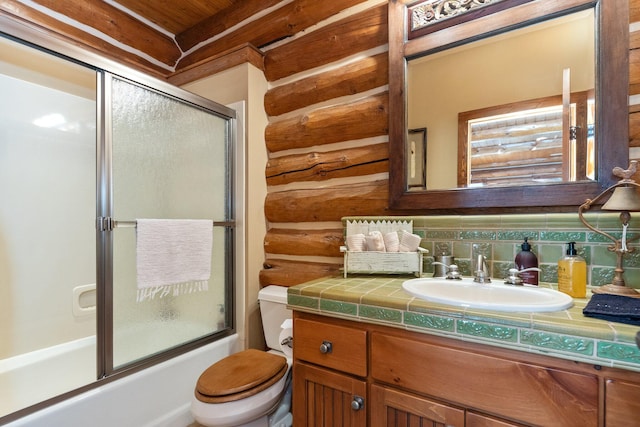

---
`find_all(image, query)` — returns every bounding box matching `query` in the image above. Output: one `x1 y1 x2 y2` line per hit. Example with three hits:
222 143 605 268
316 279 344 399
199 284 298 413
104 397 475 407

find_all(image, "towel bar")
96 217 234 231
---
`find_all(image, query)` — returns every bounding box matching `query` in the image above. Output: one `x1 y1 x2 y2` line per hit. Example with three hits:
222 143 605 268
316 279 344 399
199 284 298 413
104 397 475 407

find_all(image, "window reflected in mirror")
459 93 595 188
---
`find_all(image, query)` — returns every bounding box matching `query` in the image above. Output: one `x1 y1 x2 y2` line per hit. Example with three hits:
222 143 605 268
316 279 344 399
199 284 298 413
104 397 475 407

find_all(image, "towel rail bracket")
96 216 113 232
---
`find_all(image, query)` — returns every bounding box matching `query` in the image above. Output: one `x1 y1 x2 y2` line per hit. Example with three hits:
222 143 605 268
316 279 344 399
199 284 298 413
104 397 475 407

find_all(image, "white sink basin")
402 278 574 312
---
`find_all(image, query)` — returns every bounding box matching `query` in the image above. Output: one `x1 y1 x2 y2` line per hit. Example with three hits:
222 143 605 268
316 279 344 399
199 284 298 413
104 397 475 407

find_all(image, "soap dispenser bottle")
557 242 587 298
515 237 538 285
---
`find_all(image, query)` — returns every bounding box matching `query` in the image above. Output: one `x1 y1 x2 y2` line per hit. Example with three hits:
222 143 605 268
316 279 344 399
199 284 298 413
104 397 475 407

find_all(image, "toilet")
191 285 293 427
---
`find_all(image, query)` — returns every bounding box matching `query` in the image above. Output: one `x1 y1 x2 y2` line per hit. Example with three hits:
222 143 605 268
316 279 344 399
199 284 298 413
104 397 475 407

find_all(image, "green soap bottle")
557 242 587 298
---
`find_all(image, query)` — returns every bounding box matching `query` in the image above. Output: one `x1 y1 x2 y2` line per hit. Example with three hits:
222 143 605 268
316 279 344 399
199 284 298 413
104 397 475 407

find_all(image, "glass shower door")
105 75 233 370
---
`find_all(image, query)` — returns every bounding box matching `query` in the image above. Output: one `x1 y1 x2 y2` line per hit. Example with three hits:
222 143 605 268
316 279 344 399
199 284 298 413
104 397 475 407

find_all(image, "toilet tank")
258 285 292 351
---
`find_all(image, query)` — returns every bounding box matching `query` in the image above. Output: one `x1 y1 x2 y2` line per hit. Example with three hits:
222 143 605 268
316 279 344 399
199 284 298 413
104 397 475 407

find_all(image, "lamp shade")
601 185 640 211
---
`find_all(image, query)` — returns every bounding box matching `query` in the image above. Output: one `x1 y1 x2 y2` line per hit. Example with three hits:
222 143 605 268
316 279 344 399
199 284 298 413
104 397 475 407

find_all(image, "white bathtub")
0 336 96 418
3 334 238 427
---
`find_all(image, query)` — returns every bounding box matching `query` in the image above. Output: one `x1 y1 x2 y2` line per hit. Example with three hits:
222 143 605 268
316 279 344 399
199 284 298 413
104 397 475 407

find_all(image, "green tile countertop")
288 275 640 373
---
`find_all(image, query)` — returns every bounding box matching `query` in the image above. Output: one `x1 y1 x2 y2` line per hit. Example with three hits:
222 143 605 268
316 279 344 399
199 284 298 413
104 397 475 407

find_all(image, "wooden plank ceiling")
112 0 283 53
114 0 237 35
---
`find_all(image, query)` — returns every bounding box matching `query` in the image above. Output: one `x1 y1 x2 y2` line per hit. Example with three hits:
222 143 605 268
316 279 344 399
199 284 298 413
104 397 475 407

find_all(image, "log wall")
260 1 390 286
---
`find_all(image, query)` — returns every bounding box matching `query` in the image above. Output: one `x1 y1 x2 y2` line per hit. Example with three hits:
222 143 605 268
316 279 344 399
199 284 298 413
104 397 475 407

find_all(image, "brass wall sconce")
578 161 640 298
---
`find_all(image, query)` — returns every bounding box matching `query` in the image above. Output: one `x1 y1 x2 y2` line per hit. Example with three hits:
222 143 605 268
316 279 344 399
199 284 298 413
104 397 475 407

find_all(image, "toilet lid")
195 349 288 404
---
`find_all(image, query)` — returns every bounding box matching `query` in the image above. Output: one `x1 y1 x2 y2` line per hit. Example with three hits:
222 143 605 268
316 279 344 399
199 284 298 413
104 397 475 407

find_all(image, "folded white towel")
399 230 422 252
365 230 386 252
136 219 213 302
346 233 367 251
383 231 400 252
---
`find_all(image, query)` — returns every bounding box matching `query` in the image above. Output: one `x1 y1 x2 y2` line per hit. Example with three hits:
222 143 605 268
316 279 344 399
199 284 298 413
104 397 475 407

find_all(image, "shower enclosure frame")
0 12 238 421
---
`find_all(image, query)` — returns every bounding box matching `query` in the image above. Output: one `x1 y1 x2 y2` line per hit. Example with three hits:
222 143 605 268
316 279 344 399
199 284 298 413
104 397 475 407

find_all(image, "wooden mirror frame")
388 0 629 213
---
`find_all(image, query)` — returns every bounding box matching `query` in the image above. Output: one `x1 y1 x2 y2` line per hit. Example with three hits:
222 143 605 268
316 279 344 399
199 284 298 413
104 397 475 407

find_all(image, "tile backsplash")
343 213 640 289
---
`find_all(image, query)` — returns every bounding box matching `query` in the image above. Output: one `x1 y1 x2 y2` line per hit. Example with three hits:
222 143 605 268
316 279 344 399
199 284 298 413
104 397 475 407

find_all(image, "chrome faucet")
473 254 491 284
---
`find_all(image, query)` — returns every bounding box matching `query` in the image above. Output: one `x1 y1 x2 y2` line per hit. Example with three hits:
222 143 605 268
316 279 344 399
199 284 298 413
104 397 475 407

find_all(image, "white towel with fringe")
136 219 213 302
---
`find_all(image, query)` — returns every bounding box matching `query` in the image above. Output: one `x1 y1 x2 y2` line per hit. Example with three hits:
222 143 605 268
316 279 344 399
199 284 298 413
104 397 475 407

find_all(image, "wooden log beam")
0 0 170 77
630 31 640 95
175 0 281 52
264 3 388 82
167 43 264 86
265 180 390 223
630 105 640 147
631 0 640 23
29 0 181 68
266 92 388 153
264 52 388 117
264 228 344 257
177 0 368 71
260 258 341 287
471 122 561 141
630 29 640 50
266 143 388 186
472 164 562 180
471 147 561 167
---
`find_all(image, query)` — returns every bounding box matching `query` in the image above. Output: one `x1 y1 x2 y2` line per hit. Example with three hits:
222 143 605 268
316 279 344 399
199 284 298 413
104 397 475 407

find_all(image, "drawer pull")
351 395 365 411
319 340 333 354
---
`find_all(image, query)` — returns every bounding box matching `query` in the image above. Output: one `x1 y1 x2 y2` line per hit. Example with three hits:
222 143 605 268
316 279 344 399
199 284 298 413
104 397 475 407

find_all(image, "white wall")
0 66 97 358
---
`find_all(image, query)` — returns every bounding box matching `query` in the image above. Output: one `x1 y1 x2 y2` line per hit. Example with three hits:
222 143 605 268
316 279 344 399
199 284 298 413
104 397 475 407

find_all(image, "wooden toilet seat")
195 349 288 404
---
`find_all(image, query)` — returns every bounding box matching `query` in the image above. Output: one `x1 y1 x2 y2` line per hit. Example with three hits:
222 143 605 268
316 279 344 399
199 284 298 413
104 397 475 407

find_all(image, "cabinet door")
370 384 465 427
606 379 640 427
293 362 367 427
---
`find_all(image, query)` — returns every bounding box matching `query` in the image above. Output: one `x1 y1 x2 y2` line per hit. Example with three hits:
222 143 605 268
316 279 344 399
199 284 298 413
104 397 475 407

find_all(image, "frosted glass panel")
110 77 230 368
0 37 96 417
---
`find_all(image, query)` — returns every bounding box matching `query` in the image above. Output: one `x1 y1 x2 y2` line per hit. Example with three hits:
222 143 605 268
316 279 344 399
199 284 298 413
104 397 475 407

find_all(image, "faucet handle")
432 262 462 279
446 264 462 280
504 267 542 285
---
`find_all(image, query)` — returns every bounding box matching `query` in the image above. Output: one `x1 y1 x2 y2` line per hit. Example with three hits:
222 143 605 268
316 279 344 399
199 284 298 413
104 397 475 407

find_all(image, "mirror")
389 0 629 212
409 11 595 190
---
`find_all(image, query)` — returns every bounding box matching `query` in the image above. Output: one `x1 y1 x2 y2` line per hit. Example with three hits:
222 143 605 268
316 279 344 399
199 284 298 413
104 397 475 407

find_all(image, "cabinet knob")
319 340 333 354
351 395 365 411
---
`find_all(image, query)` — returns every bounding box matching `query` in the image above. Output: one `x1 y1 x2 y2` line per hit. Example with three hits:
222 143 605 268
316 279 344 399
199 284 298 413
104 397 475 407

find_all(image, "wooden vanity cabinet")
292 317 368 426
292 311 640 426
